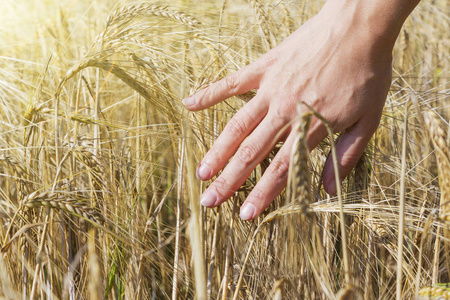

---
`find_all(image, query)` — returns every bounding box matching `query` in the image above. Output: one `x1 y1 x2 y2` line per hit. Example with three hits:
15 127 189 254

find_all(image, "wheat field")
0 0 449 299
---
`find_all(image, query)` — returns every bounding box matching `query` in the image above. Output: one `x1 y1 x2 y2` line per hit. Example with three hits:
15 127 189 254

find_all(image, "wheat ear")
107 3 201 28
425 110 450 281
21 191 104 224
248 0 273 49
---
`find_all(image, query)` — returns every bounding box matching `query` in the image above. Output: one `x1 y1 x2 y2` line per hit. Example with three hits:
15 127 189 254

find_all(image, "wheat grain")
418 286 450 299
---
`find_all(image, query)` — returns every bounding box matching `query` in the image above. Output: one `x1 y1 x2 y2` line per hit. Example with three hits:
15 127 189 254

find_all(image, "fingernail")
182 96 195 108
240 203 256 220
197 163 212 180
200 190 218 207
326 179 337 195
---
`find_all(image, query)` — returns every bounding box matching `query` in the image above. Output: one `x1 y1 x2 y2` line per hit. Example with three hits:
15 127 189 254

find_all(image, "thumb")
322 120 377 195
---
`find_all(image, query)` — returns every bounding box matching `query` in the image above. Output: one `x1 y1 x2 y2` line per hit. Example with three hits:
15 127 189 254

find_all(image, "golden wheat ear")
424 110 450 213
286 110 312 211
424 110 450 282
21 191 104 224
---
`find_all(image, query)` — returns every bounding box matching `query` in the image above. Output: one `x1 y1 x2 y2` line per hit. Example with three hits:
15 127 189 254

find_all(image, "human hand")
182 1 402 220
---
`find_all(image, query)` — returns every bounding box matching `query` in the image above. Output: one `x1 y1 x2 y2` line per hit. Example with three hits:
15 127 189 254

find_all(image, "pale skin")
182 0 421 220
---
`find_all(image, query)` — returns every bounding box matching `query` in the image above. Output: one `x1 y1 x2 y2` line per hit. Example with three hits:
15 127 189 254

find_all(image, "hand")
182 1 399 220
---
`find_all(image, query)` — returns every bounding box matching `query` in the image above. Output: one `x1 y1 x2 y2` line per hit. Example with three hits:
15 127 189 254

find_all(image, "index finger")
182 65 261 111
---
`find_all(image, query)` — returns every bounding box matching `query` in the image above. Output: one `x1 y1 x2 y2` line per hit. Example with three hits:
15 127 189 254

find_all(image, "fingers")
239 117 328 220
199 114 288 208
239 132 296 220
196 97 268 181
182 65 261 111
322 119 378 195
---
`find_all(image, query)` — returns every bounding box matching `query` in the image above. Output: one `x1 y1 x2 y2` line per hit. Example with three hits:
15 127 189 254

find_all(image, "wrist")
319 0 420 53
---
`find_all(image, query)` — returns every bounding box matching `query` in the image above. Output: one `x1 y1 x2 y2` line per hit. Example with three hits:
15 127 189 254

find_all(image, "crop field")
0 0 449 299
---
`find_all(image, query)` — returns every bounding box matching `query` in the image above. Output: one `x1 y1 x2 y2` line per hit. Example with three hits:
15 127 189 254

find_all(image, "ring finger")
200 113 290 207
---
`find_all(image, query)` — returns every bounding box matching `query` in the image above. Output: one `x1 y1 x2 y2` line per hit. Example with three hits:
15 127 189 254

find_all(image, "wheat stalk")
397 102 409 300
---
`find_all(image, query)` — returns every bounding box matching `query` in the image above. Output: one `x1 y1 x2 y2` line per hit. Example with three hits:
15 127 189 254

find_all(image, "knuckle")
270 159 290 180
226 117 247 136
202 145 224 169
223 74 240 94
249 186 265 201
261 49 278 67
269 108 292 126
197 88 212 106
211 177 233 197
240 106 257 124
205 146 222 167
237 144 258 165
339 153 361 171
